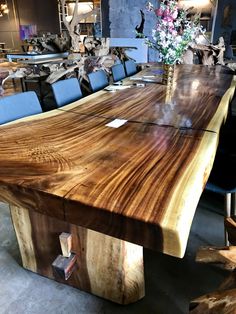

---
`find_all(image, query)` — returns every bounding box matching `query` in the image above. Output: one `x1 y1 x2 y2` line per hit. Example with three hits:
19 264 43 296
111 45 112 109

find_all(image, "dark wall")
101 0 110 37
109 0 159 38
0 0 60 50
16 0 60 34
213 0 236 44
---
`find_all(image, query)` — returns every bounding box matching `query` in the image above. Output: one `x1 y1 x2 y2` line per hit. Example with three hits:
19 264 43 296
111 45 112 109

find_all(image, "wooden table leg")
9 205 145 304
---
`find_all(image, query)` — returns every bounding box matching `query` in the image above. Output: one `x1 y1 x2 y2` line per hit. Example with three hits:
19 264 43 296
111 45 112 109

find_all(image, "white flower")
142 0 204 64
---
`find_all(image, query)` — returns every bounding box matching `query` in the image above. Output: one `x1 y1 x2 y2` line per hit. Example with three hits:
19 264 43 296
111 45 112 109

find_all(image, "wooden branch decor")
196 246 236 271
190 289 236 313
0 71 9 96
190 37 226 66
191 246 236 313
59 0 98 53
219 270 236 291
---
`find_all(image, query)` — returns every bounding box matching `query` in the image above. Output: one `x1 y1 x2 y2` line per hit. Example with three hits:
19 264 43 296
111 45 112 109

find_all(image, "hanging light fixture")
0 3 9 17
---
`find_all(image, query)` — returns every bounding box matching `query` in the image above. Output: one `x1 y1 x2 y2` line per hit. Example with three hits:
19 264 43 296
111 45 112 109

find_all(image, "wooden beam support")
10 205 145 304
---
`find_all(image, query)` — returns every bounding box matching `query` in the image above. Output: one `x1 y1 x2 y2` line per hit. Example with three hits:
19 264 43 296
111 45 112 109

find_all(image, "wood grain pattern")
59 232 72 257
0 64 235 258
0 111 218 257
10 205 37 272
10 206 144 304
60 65 235 132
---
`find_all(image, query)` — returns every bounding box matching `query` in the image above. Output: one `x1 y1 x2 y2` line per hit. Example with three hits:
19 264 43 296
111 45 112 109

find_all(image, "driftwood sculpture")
190 246 236 313
59 0 97 52
110 47 136 62
0 71 8 96
0 62 30 95
83 37 110 56
190 37 226 66
182 37 226 65
182 48 195 65
23 33 71 53
45 61 81 84
45 53 117 85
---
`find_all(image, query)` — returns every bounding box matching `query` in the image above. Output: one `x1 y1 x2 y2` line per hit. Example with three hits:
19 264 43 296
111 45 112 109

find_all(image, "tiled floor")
0 191 228 314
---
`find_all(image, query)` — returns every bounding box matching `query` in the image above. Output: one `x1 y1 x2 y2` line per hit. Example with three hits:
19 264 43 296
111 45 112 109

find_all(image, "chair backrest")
88 70 109 92
51 78 83 107
111 63 126 82
0 91 42 125
124 60 137 76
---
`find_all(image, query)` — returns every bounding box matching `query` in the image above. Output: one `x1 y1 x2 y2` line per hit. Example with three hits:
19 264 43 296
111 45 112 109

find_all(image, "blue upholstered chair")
124 60 138 76
51 78 83 107
205 151 236 244
0 91 42 125
87 70 109 92
111 63 126 82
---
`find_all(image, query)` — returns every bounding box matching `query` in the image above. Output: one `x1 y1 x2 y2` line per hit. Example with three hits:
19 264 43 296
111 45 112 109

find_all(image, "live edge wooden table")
0 64 235 304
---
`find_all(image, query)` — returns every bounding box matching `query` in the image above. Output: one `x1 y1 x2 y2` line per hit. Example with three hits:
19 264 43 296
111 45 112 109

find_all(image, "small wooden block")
52 253 77 280
59 232 72 257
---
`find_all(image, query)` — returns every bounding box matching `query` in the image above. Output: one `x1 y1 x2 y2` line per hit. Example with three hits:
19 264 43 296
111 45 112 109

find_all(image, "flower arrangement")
140 1 203 65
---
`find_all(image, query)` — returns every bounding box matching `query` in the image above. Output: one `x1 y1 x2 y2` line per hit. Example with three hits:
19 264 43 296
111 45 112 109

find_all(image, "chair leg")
224 193 231 245
225 193 231 217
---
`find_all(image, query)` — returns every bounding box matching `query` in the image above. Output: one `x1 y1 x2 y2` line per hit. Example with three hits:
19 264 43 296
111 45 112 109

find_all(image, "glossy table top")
61 64 235 132
0 64 235 258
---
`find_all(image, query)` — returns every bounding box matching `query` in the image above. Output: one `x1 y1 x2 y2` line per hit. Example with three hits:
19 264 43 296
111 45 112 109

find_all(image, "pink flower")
163 8 170 17
168 22 174 31
172 9 178 19
155 8 163 17
163 15 173 23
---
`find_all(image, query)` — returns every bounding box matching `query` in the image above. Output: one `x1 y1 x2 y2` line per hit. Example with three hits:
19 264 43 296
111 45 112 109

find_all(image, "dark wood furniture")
0 64 235 304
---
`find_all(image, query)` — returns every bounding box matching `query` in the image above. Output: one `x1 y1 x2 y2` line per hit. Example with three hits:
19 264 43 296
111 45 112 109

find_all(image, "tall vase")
162 63 175 85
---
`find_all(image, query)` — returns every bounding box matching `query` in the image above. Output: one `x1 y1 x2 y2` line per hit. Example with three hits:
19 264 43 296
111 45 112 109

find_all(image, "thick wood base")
10 205 145 304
